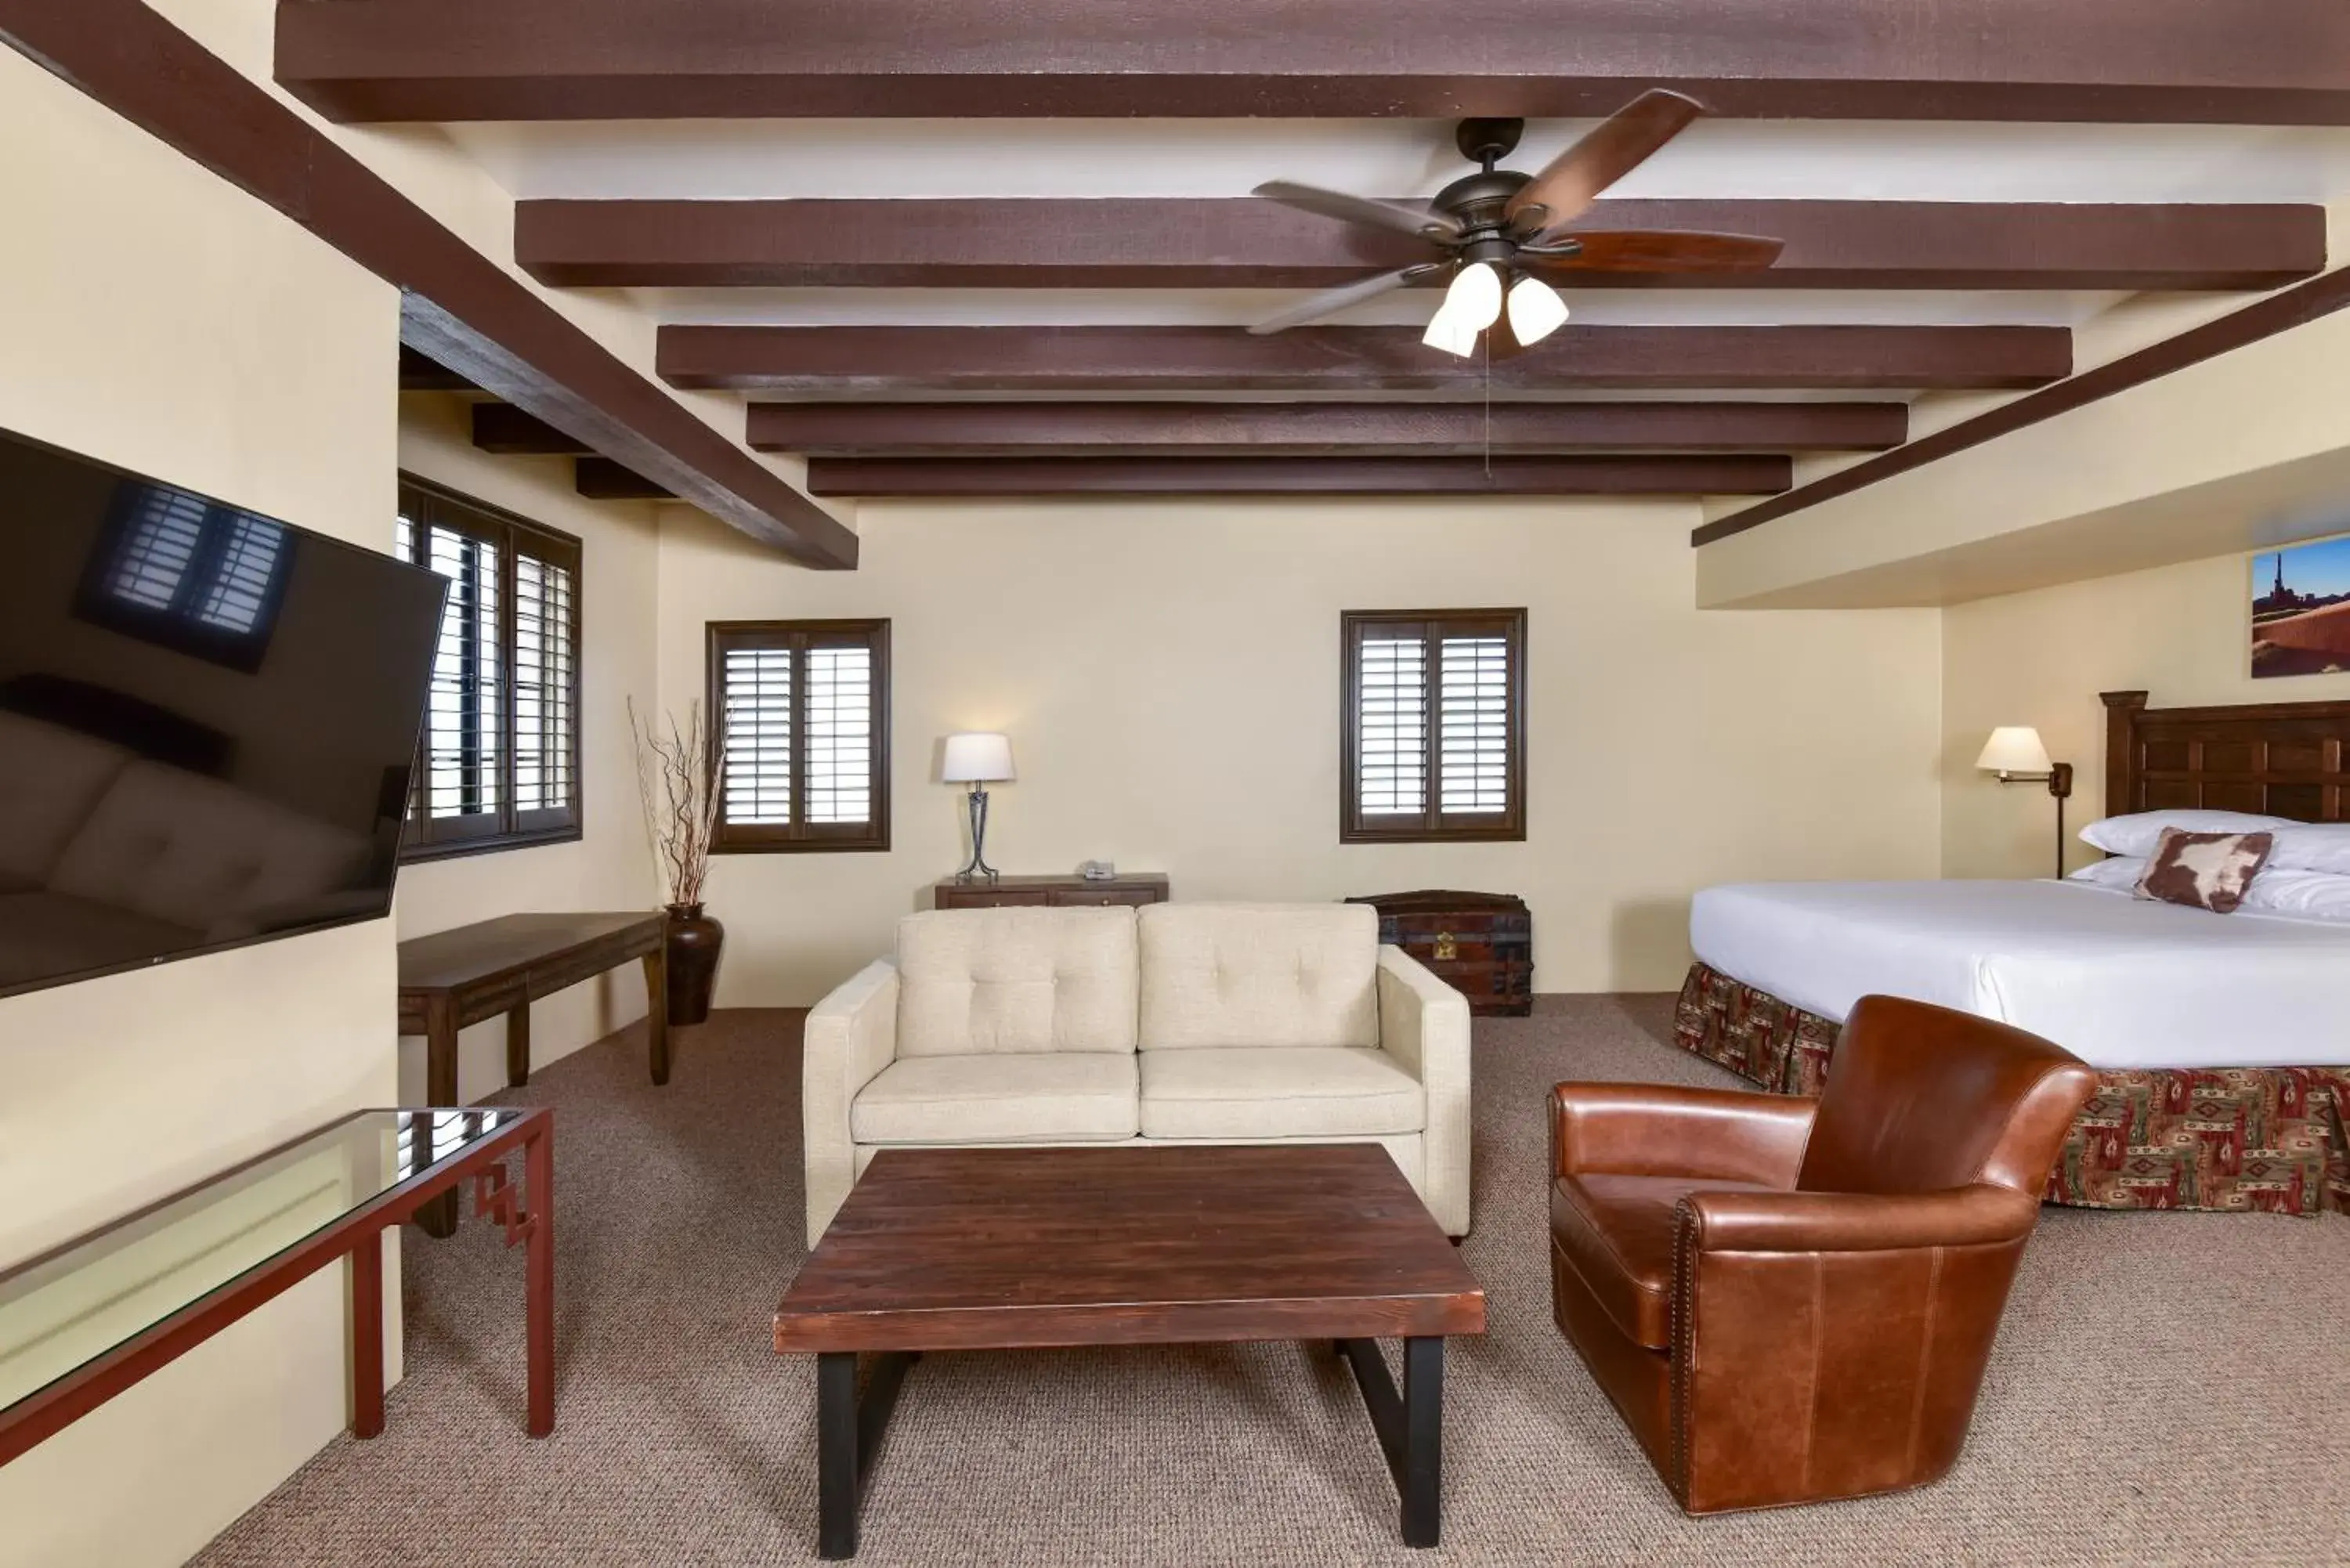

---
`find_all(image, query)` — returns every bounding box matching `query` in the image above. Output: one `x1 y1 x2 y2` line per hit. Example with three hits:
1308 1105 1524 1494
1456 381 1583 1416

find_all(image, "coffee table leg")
1339 1336 1445 1548
1400 1337 1443 1548
815 1349 918 1560
819 1352 860 1559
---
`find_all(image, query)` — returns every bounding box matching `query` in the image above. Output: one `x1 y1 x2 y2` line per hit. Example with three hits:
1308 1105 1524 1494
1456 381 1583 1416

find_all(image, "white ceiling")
449 117 2350 203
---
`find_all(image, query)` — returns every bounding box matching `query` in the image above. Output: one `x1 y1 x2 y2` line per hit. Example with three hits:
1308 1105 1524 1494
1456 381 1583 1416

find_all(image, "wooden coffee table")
772 1144 1485 1558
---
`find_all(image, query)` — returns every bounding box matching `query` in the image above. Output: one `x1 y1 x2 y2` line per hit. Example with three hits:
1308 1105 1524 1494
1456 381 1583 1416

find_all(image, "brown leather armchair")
1549 994 2095 1514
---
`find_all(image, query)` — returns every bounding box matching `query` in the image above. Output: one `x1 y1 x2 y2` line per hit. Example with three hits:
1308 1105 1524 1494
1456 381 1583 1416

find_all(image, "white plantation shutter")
1356 633 1429 817
710 621 891 851
1343 610 1524 841
1438 634 1511 815
396 479 582 857
721 645 795 825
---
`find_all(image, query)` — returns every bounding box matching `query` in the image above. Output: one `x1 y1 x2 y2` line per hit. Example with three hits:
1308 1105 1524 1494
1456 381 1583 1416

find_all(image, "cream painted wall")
392 398 662 1103
0 48 403 1568
1943 549 2350 880
656 498 1943 1006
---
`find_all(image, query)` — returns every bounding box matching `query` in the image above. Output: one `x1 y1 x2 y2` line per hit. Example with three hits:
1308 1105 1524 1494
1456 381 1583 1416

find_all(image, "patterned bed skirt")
1672 962 2350 1216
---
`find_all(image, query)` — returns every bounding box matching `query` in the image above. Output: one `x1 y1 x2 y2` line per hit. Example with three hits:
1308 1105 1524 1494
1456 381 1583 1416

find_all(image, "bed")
1674 690 2350 1216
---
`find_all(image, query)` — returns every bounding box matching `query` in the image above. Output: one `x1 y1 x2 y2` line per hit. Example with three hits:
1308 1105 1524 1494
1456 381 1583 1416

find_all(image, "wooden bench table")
398 912 666 1234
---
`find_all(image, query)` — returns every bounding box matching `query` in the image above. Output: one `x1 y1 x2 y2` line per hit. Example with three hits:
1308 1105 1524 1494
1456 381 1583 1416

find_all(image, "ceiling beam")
473 402 589 454
518 199 2327 293
275 0 2350 124
1693 262 2350 547
660 325 2071 396
575 457 674 500
804 455 1791 498
0 0 855 568
399 344 475 392
748 400 1907 457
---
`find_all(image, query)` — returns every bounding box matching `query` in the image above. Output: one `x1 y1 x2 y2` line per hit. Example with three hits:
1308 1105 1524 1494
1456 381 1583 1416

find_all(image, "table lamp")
1976 726 2074 878
942 732 1014 883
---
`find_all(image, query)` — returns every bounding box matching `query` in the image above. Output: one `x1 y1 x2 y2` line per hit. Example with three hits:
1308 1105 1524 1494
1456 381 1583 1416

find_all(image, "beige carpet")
191 999 2350 1567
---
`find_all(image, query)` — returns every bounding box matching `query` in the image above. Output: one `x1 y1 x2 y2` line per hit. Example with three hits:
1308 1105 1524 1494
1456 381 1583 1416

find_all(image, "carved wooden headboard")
2102 690 2350 822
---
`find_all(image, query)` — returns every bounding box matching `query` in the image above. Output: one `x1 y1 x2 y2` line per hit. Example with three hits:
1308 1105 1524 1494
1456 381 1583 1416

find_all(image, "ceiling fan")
1248 91 1784 354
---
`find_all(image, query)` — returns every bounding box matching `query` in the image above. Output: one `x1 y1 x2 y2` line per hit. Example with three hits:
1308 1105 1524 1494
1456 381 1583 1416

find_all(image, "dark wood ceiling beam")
518 199 2327 293
661 325 2071 396
1693 262 2350 546
398 344 474 391
275 0 2350 124
472 402 590 454
575 457 674 500
0 0 854 567
804 455 1791 498
748 400 1908 457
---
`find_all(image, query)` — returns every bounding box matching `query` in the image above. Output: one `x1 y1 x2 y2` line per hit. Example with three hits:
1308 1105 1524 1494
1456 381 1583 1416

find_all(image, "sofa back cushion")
1137 903 1379 1051
895 906 1139 1057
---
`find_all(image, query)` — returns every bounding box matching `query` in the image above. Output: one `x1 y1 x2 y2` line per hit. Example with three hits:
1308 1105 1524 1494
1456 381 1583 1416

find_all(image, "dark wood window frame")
1341 608 1527 845
707 619 892 854
396 475 583 863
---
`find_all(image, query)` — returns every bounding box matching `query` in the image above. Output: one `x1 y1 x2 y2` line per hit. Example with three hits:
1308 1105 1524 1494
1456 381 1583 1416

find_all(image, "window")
707 620 891 853
1341 609 1526 843
394 477 581 860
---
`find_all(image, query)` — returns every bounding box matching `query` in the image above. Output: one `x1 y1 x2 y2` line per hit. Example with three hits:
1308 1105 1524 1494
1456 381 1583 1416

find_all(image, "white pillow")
2078 810 2292 858
2065 856 2145 891
2266 823 2350 876
2240 867 2350 923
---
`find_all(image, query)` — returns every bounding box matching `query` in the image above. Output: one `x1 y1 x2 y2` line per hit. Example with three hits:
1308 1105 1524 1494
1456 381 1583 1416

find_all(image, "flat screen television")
0 425 445 999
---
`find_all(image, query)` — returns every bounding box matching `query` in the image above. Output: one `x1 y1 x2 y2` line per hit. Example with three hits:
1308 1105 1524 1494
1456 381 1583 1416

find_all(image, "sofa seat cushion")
1549 1172 1778 1349
1137 1046 1423 1140
851 1052 1139 1144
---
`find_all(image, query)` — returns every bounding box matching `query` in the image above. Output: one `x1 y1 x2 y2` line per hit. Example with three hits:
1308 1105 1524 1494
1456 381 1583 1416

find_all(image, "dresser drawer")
934 887 1054 909
1049 887 1159 908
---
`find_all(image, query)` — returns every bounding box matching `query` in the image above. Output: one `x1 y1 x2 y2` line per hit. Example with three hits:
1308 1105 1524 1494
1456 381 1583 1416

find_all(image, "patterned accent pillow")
2132 828 2275 914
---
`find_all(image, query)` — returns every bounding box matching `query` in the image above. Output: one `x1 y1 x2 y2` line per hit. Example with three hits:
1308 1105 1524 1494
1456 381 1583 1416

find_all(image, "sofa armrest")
1376 944 1471 1237
802 958 898 1246
1679 1183 2040 1255
1550 1082 1814 1187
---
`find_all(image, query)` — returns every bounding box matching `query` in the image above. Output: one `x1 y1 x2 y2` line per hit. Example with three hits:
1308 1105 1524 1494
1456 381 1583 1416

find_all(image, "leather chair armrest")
1678 1183 2041 1255
1550 1082 1814 1187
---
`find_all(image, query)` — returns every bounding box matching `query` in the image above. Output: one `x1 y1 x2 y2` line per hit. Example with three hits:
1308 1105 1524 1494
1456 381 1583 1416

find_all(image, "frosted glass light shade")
1506 275 1570 345
1421 305 1481 358
1443 262 1503 331
942 731 1015 783
1976 726 2052 775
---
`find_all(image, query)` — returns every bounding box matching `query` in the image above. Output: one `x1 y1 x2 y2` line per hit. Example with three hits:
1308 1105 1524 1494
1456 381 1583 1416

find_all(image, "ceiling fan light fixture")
1443 262 1504 331
1506 275 1570 347
1421 307 1481 359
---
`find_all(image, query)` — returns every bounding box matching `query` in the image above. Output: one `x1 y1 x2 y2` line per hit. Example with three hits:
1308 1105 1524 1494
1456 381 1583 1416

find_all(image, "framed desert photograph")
2251 534 2350 678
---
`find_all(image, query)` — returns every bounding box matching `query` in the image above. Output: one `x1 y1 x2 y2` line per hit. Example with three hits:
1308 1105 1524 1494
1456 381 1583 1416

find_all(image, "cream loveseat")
801 901 1471 1243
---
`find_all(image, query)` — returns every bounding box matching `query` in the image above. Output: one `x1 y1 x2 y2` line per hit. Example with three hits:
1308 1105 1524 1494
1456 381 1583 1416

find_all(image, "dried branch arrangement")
630 698 724 908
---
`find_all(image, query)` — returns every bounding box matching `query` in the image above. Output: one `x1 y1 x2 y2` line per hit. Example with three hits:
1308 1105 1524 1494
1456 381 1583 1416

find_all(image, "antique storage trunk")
1346 890 1532 1017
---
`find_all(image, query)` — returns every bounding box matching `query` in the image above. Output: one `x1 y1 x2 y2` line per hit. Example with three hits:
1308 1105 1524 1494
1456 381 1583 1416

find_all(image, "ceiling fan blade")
1502 89 1706 240
1524 229 1785 272
1253 181 1462 240
1247 264 1445 335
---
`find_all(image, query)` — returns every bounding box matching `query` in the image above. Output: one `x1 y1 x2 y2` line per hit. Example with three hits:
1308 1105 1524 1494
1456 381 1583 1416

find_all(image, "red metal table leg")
351 1228 384 1439
525 1120 555 1437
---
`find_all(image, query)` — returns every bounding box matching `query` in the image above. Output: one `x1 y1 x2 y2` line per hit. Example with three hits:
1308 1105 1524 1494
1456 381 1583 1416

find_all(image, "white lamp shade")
1976 726 2052 775
1442 262 1503 331
1420 304 1481 358
942 732 1015 783
1506 275 1570 345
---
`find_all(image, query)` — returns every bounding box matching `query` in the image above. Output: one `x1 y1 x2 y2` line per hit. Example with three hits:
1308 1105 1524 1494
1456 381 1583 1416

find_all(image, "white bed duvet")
1690 880 2350 1071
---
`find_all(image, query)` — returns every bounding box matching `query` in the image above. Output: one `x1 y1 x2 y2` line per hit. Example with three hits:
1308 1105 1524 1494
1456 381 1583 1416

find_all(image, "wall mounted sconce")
1975 726 2074 879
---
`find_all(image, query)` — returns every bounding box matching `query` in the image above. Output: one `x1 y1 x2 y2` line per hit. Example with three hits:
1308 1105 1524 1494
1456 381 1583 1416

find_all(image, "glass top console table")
0 1107 554 1467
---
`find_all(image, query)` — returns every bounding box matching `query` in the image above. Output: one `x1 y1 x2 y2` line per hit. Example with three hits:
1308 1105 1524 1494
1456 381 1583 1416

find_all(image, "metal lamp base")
954 786 1000 883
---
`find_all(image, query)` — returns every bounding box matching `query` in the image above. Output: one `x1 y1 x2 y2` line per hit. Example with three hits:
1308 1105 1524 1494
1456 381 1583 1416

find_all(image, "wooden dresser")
933 873 1170 910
